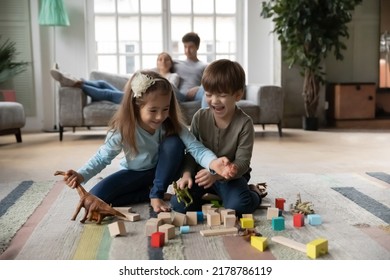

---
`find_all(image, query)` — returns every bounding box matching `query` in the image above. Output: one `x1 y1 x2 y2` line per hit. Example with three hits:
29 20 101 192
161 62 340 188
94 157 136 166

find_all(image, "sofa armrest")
245 84 262 105
58 87 86 126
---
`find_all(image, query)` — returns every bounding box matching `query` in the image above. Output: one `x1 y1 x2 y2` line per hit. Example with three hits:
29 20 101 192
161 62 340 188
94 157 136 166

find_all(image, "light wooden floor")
1 125 390 185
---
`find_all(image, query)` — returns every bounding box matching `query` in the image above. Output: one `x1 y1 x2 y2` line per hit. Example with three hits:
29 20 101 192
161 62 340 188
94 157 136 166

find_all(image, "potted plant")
0 36 28 100
260 0 362 130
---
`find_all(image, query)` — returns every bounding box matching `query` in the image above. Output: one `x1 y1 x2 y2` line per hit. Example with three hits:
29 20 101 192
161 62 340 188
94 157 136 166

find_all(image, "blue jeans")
170 175 261 216
82 80 123 104
89 136 185 206
175 86 205 103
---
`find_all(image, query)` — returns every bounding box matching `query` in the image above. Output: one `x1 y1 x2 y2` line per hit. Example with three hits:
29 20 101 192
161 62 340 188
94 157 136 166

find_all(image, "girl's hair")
109 70 184 155
157 52 175 73
201 59 246 95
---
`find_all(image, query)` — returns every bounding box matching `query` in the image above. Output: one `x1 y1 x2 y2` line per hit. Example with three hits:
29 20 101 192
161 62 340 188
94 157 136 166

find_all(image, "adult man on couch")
174 32 207 102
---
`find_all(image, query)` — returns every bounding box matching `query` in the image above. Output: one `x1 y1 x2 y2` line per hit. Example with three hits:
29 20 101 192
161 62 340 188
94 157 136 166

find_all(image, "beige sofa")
57 70 284 141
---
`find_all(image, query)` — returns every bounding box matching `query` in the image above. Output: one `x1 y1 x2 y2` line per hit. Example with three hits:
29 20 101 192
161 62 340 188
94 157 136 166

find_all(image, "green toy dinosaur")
173 181 193 207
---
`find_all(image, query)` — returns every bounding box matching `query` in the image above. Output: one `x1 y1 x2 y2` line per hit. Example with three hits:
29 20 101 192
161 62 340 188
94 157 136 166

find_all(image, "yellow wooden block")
306 238 328 259
251 236 268 252
240 217 254 228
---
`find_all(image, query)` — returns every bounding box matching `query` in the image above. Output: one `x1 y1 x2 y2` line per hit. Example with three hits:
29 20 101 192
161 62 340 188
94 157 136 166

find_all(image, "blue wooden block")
308 214 322 225
196 211 204 222
180 225 190 234
272 216 285 231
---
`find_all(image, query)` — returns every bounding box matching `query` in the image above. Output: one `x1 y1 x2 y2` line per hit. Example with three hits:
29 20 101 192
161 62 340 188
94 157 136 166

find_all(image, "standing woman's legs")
82 80 124 104
150 136 186 199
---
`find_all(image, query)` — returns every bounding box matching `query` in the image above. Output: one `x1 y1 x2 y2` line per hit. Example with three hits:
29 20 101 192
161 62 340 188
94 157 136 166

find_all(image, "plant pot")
0 89 16 101
302 116 318 131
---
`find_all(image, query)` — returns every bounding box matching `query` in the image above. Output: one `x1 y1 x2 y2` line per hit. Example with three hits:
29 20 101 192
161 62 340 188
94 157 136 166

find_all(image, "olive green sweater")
185 106 255 179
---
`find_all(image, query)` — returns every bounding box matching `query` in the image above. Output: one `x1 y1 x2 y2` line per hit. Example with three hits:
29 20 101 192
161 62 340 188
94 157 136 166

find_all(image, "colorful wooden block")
196 211 204 222
272 216 285 231
151 232 165 247
308 214 322 225
145 218 163 236
108 220 127 237
186 211 198 225
240 217 254 229
172 211 187 227
267 207 280 220
202 203 216 214
200 227 238 237
158 224 175 242
306 238 328 259
180 225 190 234
157 212 172 224
207 212 221 226
220 209 235 224
250 236 268 252
224 214 236 228
275 198 286 210
293 213 305 227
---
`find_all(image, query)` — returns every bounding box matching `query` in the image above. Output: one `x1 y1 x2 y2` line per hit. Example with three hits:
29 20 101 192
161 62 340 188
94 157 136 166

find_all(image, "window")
91 0 239 75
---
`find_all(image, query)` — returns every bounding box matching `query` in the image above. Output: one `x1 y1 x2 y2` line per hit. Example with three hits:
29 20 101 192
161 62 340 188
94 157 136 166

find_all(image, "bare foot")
249 183 268 198
150 198 171 213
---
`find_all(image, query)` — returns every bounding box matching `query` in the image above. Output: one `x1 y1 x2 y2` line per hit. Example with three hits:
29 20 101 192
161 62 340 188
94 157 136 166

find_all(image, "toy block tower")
293 213 305 227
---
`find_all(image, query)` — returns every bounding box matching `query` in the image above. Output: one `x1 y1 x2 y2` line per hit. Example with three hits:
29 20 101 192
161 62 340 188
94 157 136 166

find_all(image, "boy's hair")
182 32 201 48
202 59 246 94
109 70 184 155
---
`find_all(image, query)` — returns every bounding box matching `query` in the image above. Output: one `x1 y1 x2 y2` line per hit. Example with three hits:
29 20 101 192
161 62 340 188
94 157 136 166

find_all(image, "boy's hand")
177 172 193 189
195 169 217 188
210 157 238 179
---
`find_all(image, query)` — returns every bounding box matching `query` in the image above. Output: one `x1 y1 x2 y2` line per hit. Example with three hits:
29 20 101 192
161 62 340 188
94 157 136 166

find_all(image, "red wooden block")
151 232 165 247
293 213 305 227
275 198 286 210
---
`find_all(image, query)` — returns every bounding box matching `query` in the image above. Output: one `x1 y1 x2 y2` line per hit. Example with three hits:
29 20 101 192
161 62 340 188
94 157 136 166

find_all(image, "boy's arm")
229 118 255 178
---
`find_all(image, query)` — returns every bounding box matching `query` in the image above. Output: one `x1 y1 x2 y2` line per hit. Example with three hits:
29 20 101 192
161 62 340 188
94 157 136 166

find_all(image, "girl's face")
157 54 172 73
138 90 171 134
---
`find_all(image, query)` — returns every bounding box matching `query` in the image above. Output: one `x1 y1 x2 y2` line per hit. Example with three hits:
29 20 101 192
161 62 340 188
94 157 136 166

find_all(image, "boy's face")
204 90 243 120
183 42 198 61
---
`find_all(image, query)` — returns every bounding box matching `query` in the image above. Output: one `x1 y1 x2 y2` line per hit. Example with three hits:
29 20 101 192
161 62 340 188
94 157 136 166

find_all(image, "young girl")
61 70 236 213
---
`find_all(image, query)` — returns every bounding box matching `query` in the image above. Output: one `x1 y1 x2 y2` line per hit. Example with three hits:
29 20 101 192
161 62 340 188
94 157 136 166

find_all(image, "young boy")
170 59 264 216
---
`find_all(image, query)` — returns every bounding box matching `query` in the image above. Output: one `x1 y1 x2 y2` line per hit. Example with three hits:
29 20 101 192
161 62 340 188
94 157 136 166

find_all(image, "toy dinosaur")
54 171 126 224
172 181 193 207
291 193 315 215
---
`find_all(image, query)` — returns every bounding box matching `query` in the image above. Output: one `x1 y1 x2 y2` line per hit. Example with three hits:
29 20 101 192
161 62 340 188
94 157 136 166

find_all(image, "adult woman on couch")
50 52 180 104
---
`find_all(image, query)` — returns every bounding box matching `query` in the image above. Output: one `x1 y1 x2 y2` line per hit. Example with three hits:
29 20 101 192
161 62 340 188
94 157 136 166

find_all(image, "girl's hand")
150 198 171 213
195 169 217 189
63 169 84 189
209 157 238 179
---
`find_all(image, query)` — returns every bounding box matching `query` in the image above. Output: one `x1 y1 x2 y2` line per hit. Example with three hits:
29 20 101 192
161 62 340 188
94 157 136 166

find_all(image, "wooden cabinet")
330 83 376 120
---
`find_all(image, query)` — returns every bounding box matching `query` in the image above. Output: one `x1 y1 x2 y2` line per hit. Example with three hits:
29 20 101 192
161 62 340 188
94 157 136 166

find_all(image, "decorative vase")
302 116 319 131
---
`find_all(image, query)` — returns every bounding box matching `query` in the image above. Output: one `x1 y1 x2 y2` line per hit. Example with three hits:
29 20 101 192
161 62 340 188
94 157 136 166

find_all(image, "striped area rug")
0 180 54 254
2 173 390 260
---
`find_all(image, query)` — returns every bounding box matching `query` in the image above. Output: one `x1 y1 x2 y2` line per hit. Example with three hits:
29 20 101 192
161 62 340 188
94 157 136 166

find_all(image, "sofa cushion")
83 101 119 126
179 100 201 124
